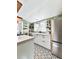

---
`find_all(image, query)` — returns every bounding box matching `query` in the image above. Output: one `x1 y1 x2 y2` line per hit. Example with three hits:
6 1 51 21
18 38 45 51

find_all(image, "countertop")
17 35 34 44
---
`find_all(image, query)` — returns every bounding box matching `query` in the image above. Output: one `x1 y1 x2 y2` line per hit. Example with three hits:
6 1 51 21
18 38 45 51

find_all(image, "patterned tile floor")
34 43 60 59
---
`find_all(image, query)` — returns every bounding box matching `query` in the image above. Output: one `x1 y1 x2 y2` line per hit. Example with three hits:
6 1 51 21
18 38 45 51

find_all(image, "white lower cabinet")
34 32 51 49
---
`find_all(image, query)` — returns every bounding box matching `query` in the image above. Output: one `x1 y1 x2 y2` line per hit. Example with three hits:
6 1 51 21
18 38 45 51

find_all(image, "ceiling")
17 0 62 23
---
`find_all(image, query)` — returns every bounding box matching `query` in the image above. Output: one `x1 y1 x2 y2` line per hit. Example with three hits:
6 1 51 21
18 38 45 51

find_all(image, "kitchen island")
17 35 34 59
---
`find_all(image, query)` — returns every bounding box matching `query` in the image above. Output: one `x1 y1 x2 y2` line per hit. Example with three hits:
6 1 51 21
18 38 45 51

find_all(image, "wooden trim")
17 0 22 12
17 16 23 19
17 16 23 23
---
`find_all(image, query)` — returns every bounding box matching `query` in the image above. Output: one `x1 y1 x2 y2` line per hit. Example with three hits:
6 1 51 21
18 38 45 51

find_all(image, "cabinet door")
34 33 51 49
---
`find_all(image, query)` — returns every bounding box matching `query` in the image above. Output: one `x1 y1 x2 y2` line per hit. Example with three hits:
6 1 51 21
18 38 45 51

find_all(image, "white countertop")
17 35 34 43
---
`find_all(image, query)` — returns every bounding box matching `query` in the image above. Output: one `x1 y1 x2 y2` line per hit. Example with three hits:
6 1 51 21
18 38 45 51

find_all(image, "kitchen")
17 0 62 59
